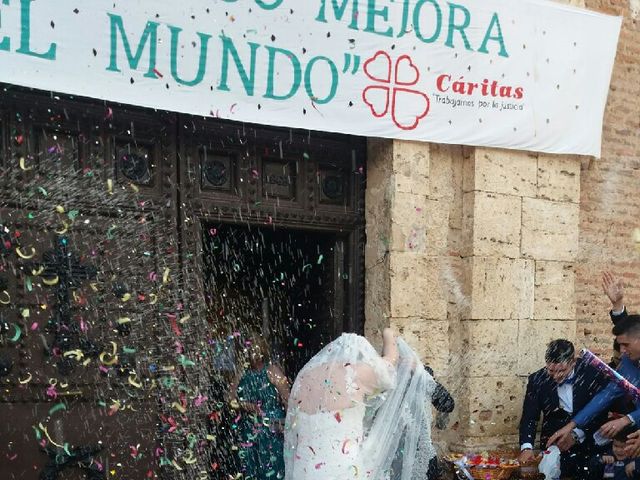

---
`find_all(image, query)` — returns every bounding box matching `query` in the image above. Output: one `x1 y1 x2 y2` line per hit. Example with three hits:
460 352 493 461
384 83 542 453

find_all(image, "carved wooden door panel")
178 117 367 335
0 89 178 479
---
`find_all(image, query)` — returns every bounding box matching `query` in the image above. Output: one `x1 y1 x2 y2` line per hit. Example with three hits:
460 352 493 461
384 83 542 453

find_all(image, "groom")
547 316 640 455
518 339 608 480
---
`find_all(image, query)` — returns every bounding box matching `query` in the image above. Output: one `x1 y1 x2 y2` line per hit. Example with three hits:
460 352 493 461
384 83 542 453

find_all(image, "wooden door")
0 88 178 479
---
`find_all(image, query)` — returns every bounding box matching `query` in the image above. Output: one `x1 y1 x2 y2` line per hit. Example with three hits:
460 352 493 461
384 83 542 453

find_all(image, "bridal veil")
284 332 437 480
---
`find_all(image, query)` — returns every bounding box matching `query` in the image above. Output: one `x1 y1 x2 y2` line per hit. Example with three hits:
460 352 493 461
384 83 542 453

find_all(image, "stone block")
448 151 464 231
534 261 576 320
390 194 448 255
463 147 537 197
389 253 448 320
457 376 526 437
364 256 391 336
467 257 534 320
391 192 429 227
392 140 430 194
462 192 522 258
364 231 391 270
537 154 581 203
440 256 471 318
365 140 393 270
366 139 393 187
364 200 392 269
394 318 450 375
517 320 577 376
428 143 463 202
461 320 520 377
522 198 579 261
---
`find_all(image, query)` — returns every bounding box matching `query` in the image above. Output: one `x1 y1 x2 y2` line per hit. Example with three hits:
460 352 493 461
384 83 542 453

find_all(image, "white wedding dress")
284 334 436 480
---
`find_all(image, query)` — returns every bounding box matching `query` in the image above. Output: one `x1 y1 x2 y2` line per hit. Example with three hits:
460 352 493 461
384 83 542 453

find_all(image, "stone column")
365 139 454 371
365 139 464 451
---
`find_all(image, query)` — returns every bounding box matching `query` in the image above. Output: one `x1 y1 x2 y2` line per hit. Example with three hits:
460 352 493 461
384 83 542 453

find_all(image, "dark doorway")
203 223 345 379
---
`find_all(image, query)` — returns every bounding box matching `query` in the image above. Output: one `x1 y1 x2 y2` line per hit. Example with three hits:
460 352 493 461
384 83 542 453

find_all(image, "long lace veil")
284 333 437 480
362 338 437 479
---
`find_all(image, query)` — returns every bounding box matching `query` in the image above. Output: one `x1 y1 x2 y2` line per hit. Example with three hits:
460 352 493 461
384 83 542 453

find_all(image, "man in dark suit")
602 272 636 420
518 339 608 480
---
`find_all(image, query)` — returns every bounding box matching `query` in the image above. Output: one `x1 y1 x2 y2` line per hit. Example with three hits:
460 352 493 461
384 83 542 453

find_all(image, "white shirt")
557 374 574 414
521 369 585 450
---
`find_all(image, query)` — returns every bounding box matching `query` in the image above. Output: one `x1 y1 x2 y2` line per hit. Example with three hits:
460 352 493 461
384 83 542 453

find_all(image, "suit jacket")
519 358 608 449
611 307 628 324
610 307 627 368
614 460 640 480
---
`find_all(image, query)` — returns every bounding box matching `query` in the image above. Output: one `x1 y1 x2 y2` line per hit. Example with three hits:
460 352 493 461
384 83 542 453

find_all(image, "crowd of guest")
519 272 640 479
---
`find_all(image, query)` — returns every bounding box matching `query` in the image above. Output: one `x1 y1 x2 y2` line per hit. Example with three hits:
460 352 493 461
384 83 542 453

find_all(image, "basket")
468 464 519 480
519 463 543 479
519 456 543 479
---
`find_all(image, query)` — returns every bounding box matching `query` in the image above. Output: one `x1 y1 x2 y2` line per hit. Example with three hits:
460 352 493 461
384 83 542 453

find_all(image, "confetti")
16 246 36 259
0 290 10 304
19 156 32 171
9 323 21 342
42 275 60 286
48 402 67 416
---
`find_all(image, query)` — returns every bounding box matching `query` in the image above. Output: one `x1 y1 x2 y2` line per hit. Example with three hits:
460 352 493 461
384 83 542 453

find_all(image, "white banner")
0 0 621 155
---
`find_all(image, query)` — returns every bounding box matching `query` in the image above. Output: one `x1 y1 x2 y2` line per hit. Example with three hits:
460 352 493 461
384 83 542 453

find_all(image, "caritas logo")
436 74 524 99
361 51 525 131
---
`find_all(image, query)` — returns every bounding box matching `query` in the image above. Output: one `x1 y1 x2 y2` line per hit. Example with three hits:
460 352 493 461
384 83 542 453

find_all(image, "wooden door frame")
177 116 367 337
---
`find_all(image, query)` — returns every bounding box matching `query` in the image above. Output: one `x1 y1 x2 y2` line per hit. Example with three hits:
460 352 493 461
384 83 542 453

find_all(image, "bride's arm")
382 328 398 366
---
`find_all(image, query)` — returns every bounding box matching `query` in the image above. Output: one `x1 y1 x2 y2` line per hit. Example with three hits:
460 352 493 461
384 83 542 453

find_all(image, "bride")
284 328 437 480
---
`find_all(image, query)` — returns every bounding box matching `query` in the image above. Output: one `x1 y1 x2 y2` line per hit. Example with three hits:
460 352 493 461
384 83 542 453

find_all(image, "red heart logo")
363 51 392 83
392 88 430 130
362 86 390 118
395 55 420 86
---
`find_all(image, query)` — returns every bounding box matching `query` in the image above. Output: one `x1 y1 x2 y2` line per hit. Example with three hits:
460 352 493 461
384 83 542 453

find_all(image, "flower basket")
446 451 520 480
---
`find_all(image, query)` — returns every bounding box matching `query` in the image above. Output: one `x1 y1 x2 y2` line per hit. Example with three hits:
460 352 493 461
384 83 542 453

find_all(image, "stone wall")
365 141 582 450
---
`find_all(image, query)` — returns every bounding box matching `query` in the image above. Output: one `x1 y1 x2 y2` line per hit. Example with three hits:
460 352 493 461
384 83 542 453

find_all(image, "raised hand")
555 431 576 452
382 327 398 366
602 271 624 311
625 461 636 478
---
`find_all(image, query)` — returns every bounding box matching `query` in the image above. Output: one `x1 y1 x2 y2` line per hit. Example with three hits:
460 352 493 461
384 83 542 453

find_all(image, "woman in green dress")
231 335 290 480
